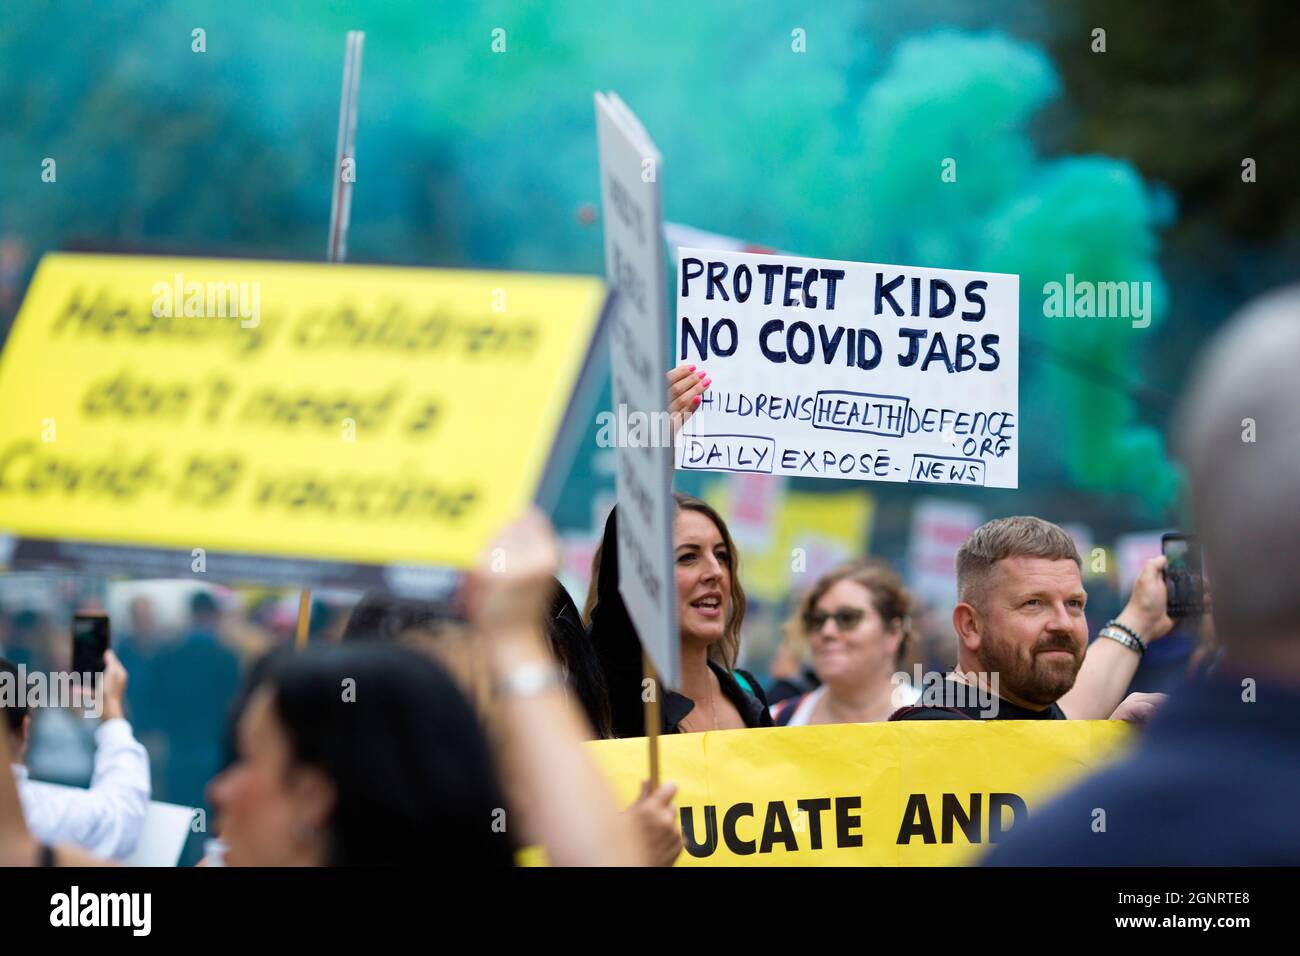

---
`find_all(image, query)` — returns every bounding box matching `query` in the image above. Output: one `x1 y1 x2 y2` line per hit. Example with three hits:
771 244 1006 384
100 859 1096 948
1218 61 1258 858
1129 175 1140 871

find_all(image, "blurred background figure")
152 592 239 816
764 636 820 707
2 651 150 860
771 560 918 725
114 596 166 765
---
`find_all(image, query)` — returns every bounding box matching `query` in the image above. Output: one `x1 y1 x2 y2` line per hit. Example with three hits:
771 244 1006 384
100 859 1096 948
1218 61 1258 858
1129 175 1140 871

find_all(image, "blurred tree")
1051 0 1300 242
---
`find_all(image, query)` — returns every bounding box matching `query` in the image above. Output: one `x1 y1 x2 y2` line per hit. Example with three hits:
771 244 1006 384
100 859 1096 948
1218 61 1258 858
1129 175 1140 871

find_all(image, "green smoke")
857 31 1179 514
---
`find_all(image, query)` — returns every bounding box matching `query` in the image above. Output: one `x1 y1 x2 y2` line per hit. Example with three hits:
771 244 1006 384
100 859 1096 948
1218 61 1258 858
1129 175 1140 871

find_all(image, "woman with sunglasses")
770 560 920 726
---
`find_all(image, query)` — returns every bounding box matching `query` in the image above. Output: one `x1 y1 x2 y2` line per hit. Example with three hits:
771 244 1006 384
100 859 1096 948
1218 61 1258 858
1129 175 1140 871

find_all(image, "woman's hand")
467 508 560 637
667 364 711 441
626 780 683 866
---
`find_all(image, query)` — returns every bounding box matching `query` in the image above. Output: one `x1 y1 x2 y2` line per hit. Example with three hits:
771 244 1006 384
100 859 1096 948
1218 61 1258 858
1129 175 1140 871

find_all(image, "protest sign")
0 253 606 591
675 249 1018 488
705 479 873 603
595 92 679 686
720 473 785 552
907 497 983 608
588 719 1130 865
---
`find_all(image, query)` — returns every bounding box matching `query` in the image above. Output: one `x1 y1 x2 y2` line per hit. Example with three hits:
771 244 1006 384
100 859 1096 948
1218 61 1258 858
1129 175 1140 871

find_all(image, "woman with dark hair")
210 511 644 866
340 591 460 644
545 581 614 739
589 492 772 737
209 642 515 866
587 365 769 737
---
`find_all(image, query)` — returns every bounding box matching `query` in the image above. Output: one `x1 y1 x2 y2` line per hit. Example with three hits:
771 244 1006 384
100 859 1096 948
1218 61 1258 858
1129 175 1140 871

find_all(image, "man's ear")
952 601 983 653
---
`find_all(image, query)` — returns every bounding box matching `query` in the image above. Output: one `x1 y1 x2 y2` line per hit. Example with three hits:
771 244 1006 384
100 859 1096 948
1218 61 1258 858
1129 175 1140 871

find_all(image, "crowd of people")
1 286 1298 866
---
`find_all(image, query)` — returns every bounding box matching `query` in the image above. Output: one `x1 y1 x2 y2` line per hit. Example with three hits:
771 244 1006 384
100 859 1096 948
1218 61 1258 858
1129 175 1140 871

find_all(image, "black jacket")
588 507 772 737
983 675 1300 865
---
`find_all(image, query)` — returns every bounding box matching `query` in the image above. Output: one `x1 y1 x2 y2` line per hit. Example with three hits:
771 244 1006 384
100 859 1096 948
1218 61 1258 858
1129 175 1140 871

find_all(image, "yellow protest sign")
588 720 1131 865
0 253 605 584
705 480 874 601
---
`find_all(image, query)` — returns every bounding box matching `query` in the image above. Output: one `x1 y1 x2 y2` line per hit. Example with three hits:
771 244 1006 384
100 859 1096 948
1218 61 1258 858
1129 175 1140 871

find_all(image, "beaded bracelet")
1101 620 1146 655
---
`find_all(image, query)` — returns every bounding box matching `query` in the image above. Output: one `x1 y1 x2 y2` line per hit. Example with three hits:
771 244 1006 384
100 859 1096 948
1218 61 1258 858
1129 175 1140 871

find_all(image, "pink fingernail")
702 378 711 388
693 396 701 406
688 364 696 371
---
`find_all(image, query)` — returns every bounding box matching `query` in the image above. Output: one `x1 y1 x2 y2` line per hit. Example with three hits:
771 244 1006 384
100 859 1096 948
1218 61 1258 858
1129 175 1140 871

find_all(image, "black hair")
342 585 614 738
340 591 460 643
545 579 613 739
250 643 514 866
190 591 220 618
0 657 25 735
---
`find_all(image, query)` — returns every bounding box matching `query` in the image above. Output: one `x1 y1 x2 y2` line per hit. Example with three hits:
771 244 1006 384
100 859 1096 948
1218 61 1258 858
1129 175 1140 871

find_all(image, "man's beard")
978 630 1082 708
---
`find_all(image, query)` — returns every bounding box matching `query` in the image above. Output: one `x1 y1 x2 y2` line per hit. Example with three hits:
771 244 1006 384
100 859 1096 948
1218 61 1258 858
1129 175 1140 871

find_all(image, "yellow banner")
589 721 1131 865
0 253 604 571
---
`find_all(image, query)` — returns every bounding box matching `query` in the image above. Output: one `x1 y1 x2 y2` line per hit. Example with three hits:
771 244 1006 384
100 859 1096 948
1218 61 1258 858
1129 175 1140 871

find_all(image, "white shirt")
776 682 923 726
13 717 151 860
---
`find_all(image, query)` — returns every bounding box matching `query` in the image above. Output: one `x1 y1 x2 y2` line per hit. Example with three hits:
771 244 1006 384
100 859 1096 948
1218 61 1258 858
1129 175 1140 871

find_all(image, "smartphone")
72 611 111 674
1162 533 1204 618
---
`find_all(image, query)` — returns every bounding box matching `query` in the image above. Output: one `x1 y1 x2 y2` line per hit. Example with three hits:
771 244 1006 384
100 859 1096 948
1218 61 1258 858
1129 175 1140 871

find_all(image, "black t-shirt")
890 678 1067 721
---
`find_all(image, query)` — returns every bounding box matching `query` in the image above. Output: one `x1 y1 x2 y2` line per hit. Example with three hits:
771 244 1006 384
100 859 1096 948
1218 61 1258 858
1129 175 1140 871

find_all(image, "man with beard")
892 516 1170 721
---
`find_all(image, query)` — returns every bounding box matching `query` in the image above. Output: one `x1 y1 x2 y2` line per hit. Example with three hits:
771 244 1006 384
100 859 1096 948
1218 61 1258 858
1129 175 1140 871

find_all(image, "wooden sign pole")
294 589 313 651
642 648 660 789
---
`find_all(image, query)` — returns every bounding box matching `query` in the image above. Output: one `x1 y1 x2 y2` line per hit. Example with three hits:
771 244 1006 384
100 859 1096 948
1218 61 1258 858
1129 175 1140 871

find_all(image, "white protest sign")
595 92 679 686
675 249 1019 488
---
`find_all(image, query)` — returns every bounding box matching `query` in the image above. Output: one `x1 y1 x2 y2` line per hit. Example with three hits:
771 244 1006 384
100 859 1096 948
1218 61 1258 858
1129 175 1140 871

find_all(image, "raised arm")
1059 557 1174 719
470 509 646 866
0 708 106 867
64 651 151 859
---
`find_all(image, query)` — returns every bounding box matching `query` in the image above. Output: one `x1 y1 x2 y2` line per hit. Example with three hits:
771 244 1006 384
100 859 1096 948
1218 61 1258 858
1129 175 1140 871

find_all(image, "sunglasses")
803 608 867 633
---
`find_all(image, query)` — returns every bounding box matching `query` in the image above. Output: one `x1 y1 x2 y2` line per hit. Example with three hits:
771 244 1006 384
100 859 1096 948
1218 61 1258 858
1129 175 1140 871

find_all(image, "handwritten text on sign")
0 253 604 571
674 249 1018 488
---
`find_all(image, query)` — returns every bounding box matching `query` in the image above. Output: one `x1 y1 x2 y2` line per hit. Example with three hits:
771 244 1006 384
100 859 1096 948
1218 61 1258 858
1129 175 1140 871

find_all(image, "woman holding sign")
589 494 772 737
588 365 772 737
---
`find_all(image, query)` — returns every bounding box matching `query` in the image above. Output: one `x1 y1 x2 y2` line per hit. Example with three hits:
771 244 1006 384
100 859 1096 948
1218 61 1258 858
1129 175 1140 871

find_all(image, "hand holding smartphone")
1161 533 1205 618
71 612 111 675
